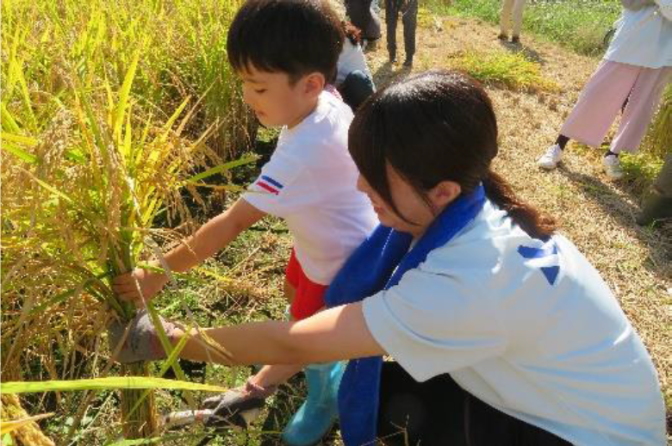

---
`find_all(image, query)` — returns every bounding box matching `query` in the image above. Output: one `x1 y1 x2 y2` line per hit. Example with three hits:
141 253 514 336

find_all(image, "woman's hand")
112 263 169 305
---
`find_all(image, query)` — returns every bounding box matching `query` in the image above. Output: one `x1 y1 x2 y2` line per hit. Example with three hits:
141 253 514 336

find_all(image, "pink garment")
561 60 672 154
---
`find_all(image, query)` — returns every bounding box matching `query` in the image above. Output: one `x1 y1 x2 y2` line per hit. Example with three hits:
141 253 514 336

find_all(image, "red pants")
285 249 328 320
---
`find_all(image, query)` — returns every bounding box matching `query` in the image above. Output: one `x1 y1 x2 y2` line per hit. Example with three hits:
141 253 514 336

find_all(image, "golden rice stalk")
1 394 55 446
1 0 247 440
647 84 671 159
0 64 218 439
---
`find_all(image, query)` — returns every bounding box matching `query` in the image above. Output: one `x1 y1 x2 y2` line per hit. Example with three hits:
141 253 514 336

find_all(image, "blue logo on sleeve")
517 240 560 285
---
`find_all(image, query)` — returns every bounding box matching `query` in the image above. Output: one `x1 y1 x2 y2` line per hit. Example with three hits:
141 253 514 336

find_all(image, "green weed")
448 49 559 92
620 152 665 190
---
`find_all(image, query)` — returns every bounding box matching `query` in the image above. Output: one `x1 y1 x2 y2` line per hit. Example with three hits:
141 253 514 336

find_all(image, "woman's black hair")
227 0 344 84
349 70 555 239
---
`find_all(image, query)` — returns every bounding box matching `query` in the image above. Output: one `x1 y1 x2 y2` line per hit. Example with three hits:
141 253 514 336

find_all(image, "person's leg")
602 67 671 179
377 362 468 445
499 0 514 39
279 263 340 446
363 0 382 42
510 0 526 42
555 134 570 150
401 0 418 66
465 394 572 445
352 0 370 33
347 0 380 41
386 0 399 63
560 60 639 148
339 70 376 110
610 67 672 155
537 135 569 170
344 0 358 26
281 361 345 446
540 60 639 170
250 280 303 389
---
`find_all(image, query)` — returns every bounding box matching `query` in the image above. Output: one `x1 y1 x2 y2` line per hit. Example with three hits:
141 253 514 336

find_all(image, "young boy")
111 0 377 444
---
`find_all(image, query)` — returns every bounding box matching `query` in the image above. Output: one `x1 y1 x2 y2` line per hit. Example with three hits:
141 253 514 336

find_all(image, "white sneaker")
602 155 623 179
538 144 563 170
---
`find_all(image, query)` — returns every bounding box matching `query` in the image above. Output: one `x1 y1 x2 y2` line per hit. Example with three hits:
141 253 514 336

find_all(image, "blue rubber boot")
281 362 344 446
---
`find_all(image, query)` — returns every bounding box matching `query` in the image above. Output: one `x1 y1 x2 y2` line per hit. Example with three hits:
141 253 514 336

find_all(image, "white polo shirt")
363 200 666 445
243 91 378 285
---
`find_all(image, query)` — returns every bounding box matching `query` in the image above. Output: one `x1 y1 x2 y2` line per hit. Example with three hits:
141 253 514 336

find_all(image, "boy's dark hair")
227 0 344 84
349 70 556 240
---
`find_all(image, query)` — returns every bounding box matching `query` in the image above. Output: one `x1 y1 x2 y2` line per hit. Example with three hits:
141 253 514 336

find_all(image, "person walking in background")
498 0 527 43
538 0 672 179
385 0 418 67
344 0 382 49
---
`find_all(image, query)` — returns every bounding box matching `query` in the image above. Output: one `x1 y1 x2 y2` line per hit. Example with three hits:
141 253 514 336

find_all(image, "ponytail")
483 170 556 240
349 70 558 240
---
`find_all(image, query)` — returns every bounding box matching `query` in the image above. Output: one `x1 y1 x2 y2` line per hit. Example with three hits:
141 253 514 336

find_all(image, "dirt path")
366 13 672 405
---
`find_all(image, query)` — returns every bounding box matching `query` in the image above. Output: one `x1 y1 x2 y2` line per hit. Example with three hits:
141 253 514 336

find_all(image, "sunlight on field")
448 49 559 92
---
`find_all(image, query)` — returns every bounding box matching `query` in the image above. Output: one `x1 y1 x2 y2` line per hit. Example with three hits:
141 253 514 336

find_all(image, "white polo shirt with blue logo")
244 91 378 285
363 200 666 445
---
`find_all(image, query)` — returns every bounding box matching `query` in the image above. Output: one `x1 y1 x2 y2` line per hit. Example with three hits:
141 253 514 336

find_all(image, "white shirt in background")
658 0 672 20
336 39 372 85
363 200 666 446
244 91 378 285
605 1 672 69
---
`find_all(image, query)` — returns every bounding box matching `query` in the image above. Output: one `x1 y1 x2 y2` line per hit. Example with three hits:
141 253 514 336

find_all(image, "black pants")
377 362 572 446
385 0 417 62
345 0 382 40
338 71 376 111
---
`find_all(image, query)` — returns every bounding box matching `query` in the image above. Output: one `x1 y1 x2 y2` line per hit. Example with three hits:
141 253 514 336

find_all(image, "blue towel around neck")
324 184 487 445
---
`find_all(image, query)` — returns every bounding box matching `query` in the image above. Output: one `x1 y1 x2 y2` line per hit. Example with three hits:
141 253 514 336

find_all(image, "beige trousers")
500 0 527 37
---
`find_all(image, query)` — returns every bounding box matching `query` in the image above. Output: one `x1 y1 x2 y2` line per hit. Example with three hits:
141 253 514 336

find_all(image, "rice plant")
619 85 671 188
1 394 55 446
647 84 671 160
2 58 215 438
1 0 249 442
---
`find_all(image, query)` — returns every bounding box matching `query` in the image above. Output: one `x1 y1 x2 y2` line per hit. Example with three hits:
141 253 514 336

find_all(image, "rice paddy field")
1 0 670 444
